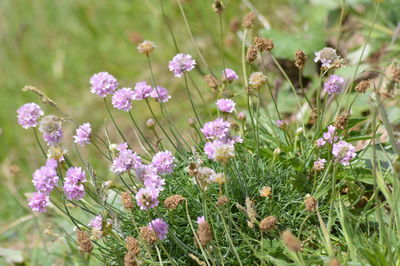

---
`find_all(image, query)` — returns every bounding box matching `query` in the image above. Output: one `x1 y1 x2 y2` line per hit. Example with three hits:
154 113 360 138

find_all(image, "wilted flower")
151 151 175 175
355 79 372 93
164 194 185 210
210 172 225 185
222 68 238 82
332 140 356 166
17 103 44 129
281 230 302 252
216 98 236 113
90 72 118 97
213 142 235 163
253 37 274 52
150 86 171 102
304 194 317 212
121 192 135 209
324 75 345 95
135 187 160 210
77 230 93 253
28 192 49 213
204 74 220 90
314 47 342 69
137 40 156 55
260 186 272 198
140 226 157 244
168 53 196 77
148 218 168 240
112 87 135 111
259 216 277 231
295 50 307 70
73 123 92 146
249 72 267 88
39 115 63 146
313 158 326 172
246 45 258 63
275 120 287 129
242 12 256 29
133 81 152 100
88 215 103 231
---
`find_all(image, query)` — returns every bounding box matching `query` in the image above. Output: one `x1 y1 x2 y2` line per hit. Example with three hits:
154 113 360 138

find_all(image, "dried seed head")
189 253 207 266
214 144 235 164
355 79 372 93
230 18 241 33
249 72 267 89
314 47 345 70
204 74 220 91
253 37 274 52
304 194 317 212
260 186 272 198
328 258 341 266
212 0 224 14
140 226 157 244
281 230 302 252
242 12 256 29
231 123 240 132
137 40 156 55
212 173 226 185
77 230 93 253
146 118 155 129
246 45 258 63
334 111 351 130
245 197 257 226
217 195 229 206
124 251 138 266
164 194 185 209
197 221 212 247
188 118 197 127
259 216 277 231
126 236 140 256
390 63 400 83
295 50 307 70
121 192 135 210
310 108 318 125
22 85 58 109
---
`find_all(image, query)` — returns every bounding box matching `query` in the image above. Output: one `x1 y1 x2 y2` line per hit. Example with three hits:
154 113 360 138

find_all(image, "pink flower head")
151 151 175 175
65 167 86 184
112 87 135 111
135 164 158 181
168 53 196 77
28 192 49 213
32 164 59 194
133 81 152 100
322 125 338 144
144 174 166 191
316 138 326 147
222 68 238 81
135 187 160 210
324 75 345 95
63 182 85 200
74 123 92 146
17 103 44 129
89 215 103 231
150 86 171 102
111 144 142 175
197 216 205 224
216 98 236 113
90 72 118 97
276 120 287 129
313 158 327 171
148 218 168 240
332 140 356 166
201 118 231 140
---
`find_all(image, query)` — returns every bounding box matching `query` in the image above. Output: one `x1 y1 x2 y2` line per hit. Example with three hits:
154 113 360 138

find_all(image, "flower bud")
238 112 246 121
146 118 155 129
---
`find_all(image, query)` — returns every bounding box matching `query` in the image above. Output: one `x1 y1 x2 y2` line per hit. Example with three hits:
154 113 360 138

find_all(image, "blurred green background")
0 0 399 263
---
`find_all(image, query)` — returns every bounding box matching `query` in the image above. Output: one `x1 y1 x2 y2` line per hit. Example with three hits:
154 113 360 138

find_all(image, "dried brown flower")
245 197 257 227
334 111 351 130
304 194 317 212
253 37 273 52
246 45 258 63
229 18 241 33
137 40 156 55
126 236 140 256
242 12 256 29
212 0 224 14
121 192 135 210
217 195 229 206
390 63 400 83
140 226 157 244
124 251 138 266
189 253 207 266
259 216 277 231
197 221 213 247
295 50 307 70
204 74 220 91
164 194 185 209
355 79 372 93
281 230 302 252
260 186 272 198
77 230 93 253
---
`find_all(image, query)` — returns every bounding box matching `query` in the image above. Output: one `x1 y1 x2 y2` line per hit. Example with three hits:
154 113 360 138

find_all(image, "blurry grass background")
0 0 399 263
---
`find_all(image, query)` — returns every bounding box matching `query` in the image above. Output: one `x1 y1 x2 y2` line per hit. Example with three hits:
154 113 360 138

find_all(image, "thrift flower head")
148 218 168 240
39 115 63 146
135 187 160 210
32 164 59 194
150 86 171 102
168 53 196 77
143 174 166 191
17 103 44 129
316 138 326 147
112 87 134 111
314 47 343 69
74 123 92 146
216 98 236 113
89 215 103 231
249 72 267 88
322 125 338 144
28 192 49 213
135 164 158 181
90 72 118 97
313 158 327 171
332 141 356 166
222 68 238 82
213 142 235 163
65 167 86 184
64 182 85 200
276 120 287 129
137 40 156 55
201 118 231 140
324 75 345 95
197 216 206 224
111 145 142 175
151 151 175 175
133 81 152 100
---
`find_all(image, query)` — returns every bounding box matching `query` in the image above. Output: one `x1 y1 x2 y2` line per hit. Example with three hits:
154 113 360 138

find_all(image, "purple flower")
222 68 238 81
316 138 326 147
216 98 236 113
65 167 86 184
148 218 168 240
332 140 356 166
135 164 158 181
276 120 287 129
201 118 231 140
133 81 152 100
89 215 103 231
322 125 338 144
197 216 205 224
32 164 59 194
17 103 44 129
111 144 142 175
63 182 85 200
28 192 49 213
46 158 58 169
151 151 175 175
90 72 118 97
74 123 92 146
135 187 159 210
112 87 135 111
150 86 171 102
314 47 340 69
39 115 63 146
313 158 327 171
168 53 196 77
324 75 345 95
204 140 221 160
143 174 165 191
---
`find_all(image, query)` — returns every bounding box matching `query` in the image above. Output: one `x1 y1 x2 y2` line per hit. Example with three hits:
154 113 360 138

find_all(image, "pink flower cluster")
148 218 169 240
63 167 87 200
316 125 337 147
216 98 236 113
17 103 44 129
90 72 119 97
222 68 238 82
74 123 92 146
111 143 142 175
323 74 345 95
168 53 196 77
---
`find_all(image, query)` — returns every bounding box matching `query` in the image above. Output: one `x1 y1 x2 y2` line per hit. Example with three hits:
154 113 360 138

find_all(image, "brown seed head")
137 40 156 55
281 230 302 252
242 12 256 29
164 194 185 209
230 18 241 33
77 230 93 253
390 63 400 83
140 226 157 244
355 79 372 93
212 0 224 14
253 37 273 52
217 195 229 206
334 111 351 130
204 74 220 91
124 251 138 266
126 236 140 256
121 192 135 210
304 194 318 212
197 221 213 247
246 45 258 63
295 50 307 70
259 216 277 231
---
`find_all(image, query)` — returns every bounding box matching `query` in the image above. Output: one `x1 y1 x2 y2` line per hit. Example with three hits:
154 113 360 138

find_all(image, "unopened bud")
146 118 155 129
